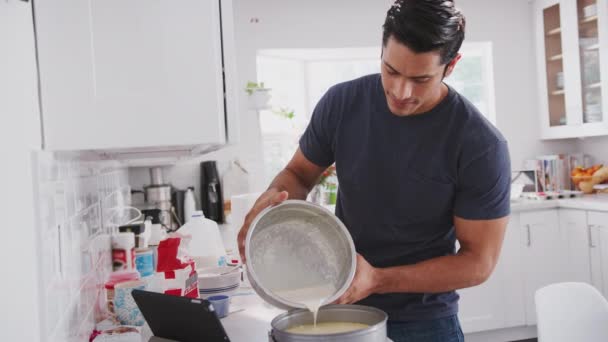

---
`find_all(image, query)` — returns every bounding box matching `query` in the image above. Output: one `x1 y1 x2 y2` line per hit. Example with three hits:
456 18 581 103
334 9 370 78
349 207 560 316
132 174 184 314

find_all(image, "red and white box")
149 235 198 298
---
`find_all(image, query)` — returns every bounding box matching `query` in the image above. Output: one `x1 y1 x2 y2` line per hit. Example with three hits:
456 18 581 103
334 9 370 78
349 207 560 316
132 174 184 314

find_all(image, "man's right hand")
237 189 289 263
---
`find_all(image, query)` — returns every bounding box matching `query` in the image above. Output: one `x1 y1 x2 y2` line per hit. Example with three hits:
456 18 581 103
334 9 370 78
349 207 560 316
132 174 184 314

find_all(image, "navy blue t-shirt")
299 74 511 321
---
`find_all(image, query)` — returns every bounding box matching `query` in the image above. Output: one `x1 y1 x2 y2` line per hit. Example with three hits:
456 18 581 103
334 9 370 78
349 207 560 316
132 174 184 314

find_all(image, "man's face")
380 36 459 116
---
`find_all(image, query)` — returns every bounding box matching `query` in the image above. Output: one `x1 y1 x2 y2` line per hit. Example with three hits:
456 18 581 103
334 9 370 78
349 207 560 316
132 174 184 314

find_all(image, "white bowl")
583 4 597 18
198 266 241 292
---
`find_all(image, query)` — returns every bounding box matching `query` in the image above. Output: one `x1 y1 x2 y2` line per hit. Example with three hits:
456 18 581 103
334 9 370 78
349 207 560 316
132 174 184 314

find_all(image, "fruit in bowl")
572 164 608 193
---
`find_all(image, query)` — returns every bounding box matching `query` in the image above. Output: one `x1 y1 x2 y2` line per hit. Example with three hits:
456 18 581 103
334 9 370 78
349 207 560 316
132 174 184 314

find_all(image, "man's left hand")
334 254 381 304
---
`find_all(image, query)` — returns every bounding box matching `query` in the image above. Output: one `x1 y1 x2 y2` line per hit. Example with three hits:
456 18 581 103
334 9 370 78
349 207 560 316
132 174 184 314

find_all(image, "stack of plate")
584 103 602 123
198 266 242 299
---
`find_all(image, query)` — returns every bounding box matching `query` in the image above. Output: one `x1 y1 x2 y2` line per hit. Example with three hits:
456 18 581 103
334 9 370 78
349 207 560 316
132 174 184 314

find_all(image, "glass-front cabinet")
577 0 603 124
542 4 567 128
535 0 608 139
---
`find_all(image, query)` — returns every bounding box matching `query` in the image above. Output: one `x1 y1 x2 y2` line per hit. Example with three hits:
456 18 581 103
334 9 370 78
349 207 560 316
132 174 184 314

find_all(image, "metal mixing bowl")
245 200 356 310
269 304 388 342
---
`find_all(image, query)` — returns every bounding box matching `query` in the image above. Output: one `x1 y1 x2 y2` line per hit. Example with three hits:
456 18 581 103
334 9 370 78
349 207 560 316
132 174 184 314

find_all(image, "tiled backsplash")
34 152 130 342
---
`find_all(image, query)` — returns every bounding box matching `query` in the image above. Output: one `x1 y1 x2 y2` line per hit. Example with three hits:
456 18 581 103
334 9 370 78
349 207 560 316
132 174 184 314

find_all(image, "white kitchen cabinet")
587 211 608 295
1 1 43 341
534 0 608 139
520 209 566 325
459 214 526 333
559 209 593 283
34 0 238 152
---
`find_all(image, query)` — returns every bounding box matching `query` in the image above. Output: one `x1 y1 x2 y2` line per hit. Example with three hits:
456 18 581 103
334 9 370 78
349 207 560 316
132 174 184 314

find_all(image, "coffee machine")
200 161 225 223
143 167 177 230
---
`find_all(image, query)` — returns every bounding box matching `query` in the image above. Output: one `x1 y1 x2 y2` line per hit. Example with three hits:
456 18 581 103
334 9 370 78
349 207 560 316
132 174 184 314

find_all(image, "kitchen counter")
140 282 285 342
511 194 608 212
314 196 608 214
220 286 284 342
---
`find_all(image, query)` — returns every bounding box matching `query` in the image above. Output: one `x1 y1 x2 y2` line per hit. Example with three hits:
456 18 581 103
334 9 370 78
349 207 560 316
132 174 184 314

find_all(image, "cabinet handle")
526 224 531 246
588 224 597 248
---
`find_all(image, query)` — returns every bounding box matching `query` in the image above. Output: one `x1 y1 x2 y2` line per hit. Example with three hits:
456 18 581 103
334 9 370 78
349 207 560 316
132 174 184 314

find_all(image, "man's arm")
335 216 507 303
375 216 508 293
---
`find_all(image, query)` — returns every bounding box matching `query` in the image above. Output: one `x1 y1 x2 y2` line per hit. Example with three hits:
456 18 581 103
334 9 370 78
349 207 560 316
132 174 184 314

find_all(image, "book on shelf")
533 154 589 192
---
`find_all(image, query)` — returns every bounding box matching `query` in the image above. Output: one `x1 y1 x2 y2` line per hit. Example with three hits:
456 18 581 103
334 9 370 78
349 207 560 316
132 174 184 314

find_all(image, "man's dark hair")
382 0 466 65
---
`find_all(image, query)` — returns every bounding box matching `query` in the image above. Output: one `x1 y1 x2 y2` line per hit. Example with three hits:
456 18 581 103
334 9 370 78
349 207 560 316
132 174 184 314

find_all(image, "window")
256 43 496 183
443 42 496 124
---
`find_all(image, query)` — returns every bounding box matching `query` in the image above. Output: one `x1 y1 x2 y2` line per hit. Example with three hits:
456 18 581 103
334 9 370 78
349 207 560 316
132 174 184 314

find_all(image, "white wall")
0 1 42 340
34 154 129 342
579 137 608 164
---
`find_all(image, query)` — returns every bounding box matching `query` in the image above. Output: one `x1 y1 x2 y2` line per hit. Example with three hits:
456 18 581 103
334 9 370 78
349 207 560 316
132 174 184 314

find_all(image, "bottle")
201 161 225 223
184 187 196 223
112 232 136 271
178 210 226 268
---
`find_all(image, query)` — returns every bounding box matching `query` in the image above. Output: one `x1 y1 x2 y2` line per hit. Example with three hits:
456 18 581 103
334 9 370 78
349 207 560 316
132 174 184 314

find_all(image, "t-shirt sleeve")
298 89 338 167
453 140 511 220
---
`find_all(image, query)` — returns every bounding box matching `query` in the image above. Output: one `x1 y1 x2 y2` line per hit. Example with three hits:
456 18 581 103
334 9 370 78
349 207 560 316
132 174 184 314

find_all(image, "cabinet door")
536 0 608 138
35 0 227 150
521 209 565 325
559 209 592 283
574 0 608 127
598 0 608 125
458 214 526 333
587 211 608 295
536 0 578 133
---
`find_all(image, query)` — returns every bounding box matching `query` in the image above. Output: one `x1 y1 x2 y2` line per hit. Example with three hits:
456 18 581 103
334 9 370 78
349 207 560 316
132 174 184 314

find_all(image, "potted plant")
271 107 295 119
245 81 272 110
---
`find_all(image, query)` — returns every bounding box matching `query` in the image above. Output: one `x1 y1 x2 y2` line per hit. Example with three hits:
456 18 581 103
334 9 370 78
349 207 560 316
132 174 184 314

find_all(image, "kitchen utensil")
269 304 388 342
208 295 230 318
245 200 356 310
198 265 241 299
144 167 176 230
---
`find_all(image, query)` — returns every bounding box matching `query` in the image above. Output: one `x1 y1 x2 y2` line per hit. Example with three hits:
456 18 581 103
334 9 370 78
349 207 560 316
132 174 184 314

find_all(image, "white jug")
179 210 226 268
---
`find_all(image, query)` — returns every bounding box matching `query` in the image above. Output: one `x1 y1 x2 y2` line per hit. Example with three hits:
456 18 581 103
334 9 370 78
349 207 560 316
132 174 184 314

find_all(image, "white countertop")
511 194 608 212
140 283 284 342
220 286 284 342
251 196 608 214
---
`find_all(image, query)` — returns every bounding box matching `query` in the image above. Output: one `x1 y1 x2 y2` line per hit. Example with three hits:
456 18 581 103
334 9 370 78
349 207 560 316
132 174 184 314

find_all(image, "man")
238 0 510 341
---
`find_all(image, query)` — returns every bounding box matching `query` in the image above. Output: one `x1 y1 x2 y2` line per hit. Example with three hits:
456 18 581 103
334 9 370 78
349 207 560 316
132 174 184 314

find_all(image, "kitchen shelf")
551 90 565 96
548 54 563 61
546 27 562 36
584 43 601 51
580 15 598 24
586 82 602 89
